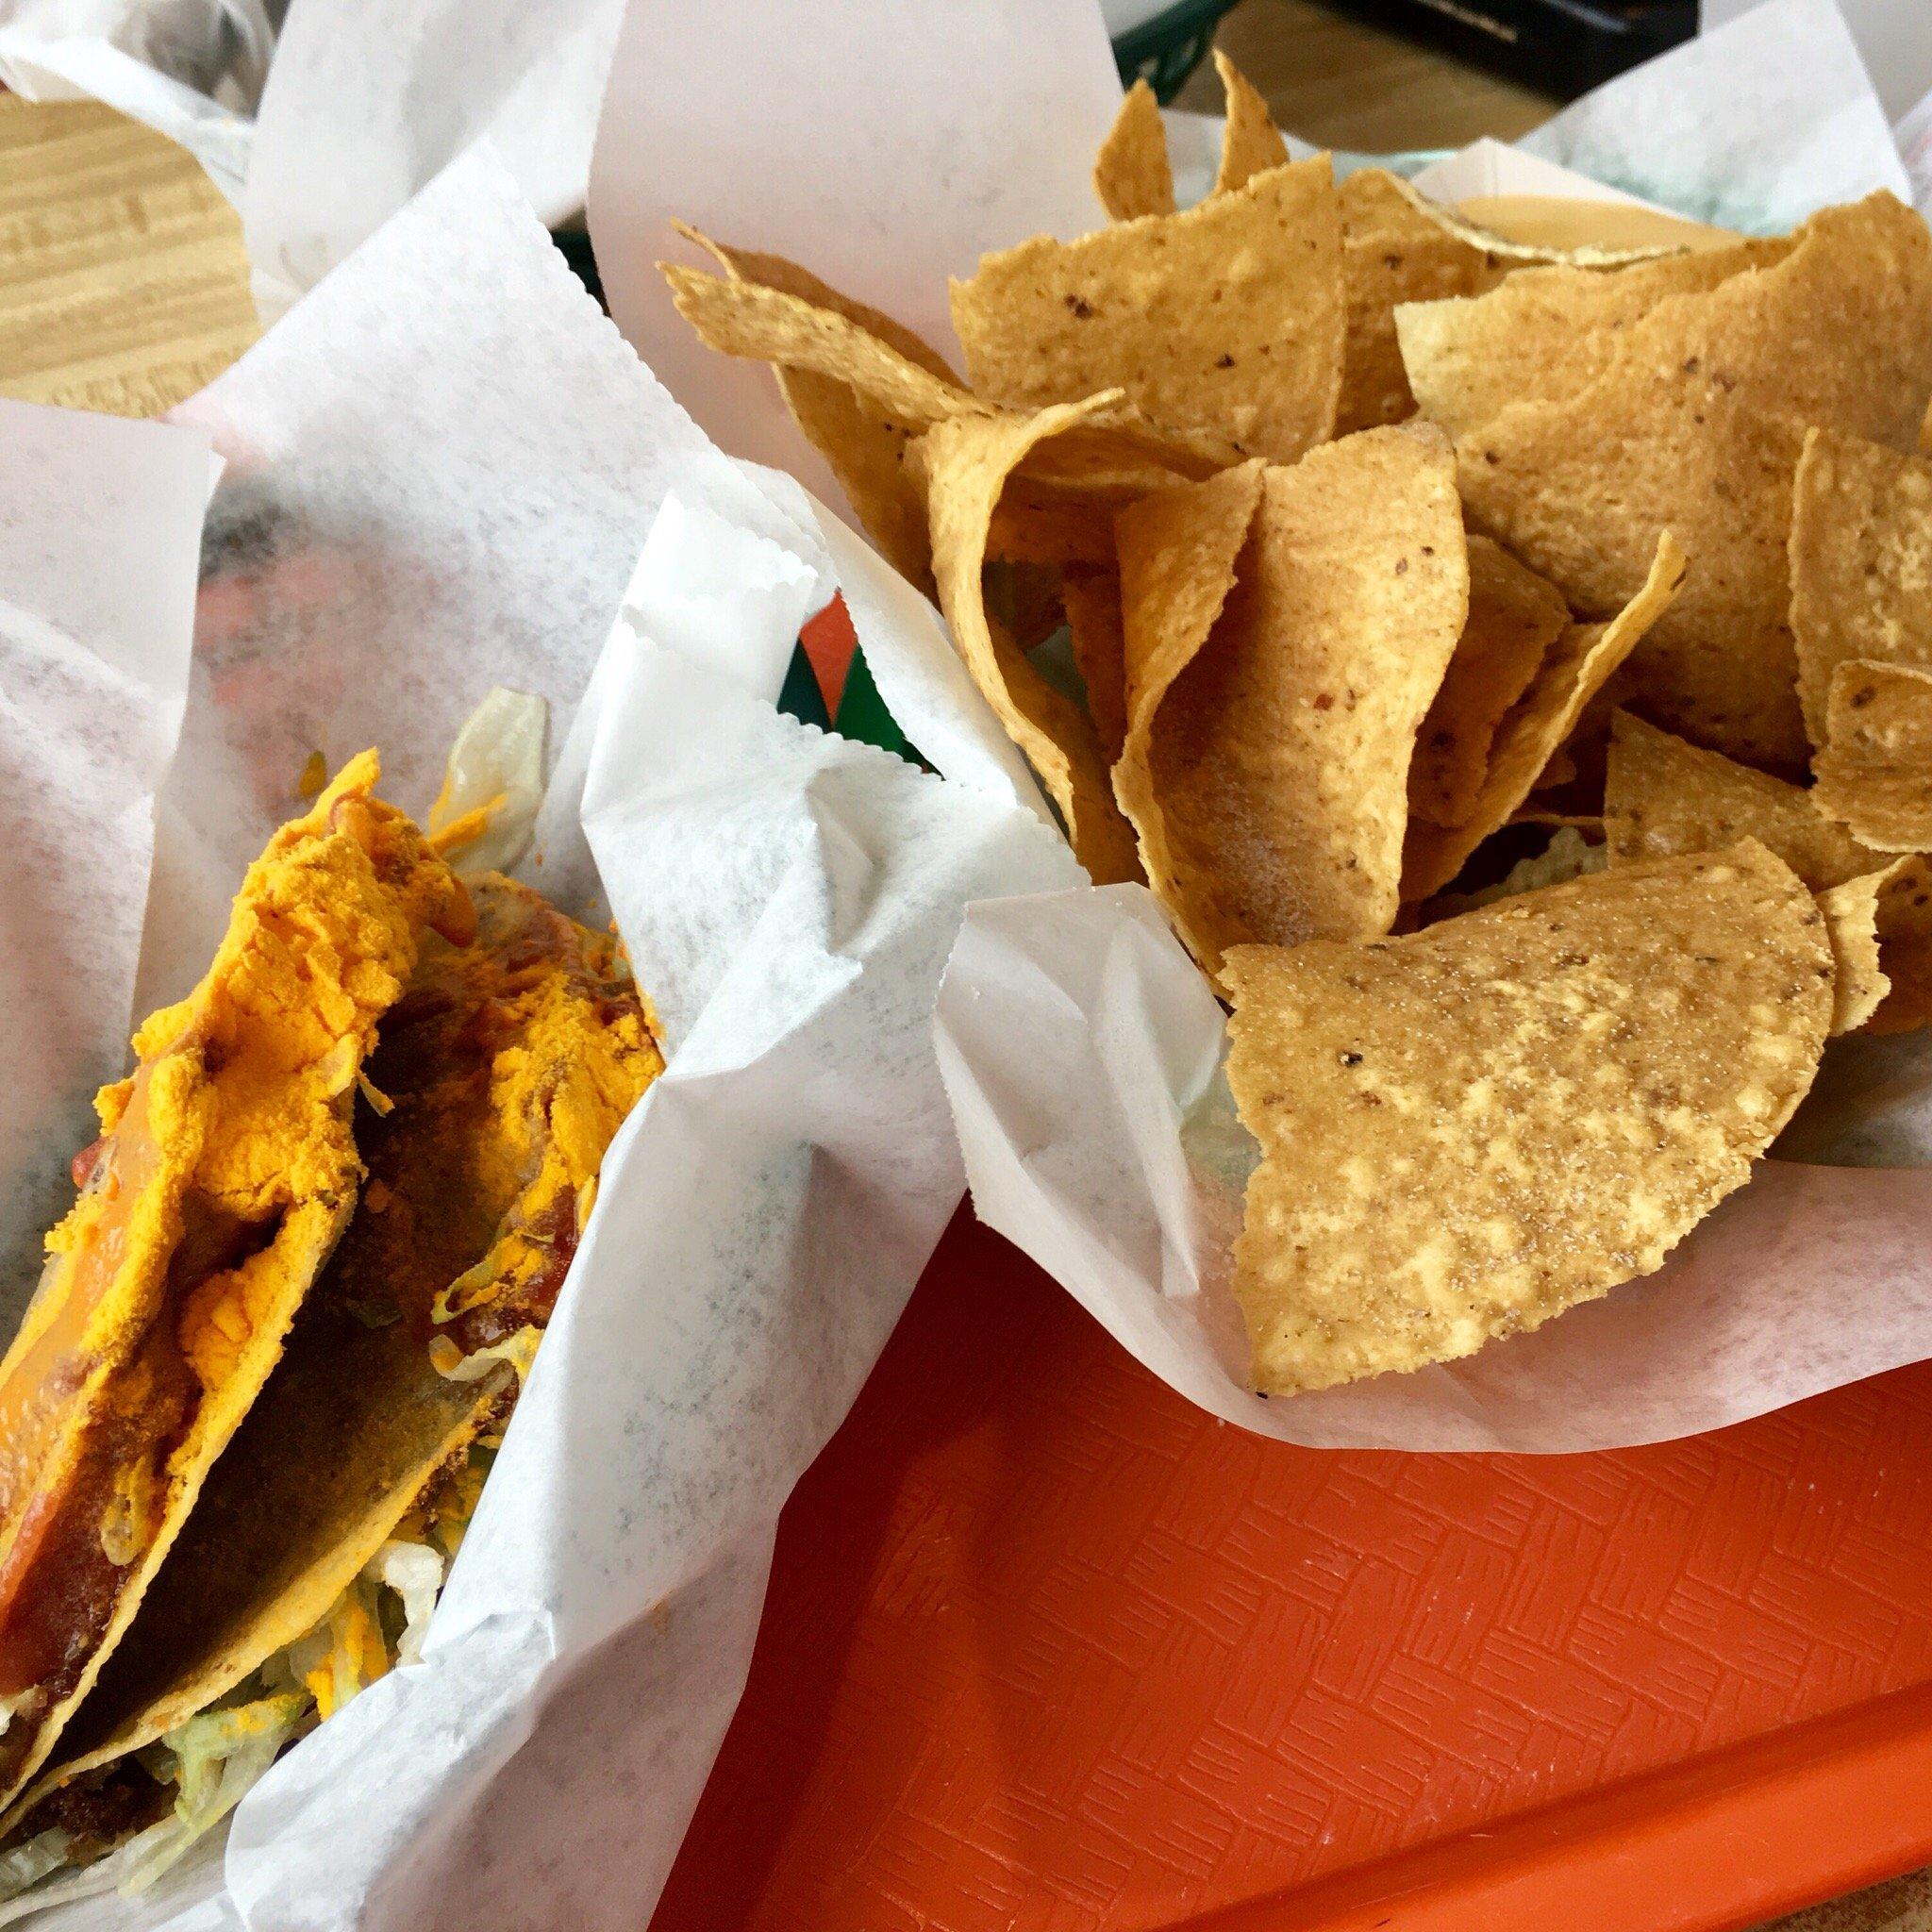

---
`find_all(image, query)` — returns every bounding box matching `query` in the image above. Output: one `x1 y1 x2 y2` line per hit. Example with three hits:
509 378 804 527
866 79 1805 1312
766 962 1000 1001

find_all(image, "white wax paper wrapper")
1518 0 1909 229
588 0 1126 504
1705 0 1932 125
4 138 1074 1931
0 398 211 1322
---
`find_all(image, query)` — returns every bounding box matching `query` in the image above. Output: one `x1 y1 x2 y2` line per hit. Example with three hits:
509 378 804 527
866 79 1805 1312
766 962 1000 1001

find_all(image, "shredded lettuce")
427 1323 541 1385
0 1822 175 1926
370 1541 444 1668
428 687 547 875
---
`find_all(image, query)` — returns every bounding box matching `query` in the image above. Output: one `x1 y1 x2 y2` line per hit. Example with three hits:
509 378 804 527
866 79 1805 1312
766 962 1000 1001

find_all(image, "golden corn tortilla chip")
1426 824 1607 919
1397 238 1792 441
986 483 1116 565
671 226 961 590
1405 535 1685 900
1211 50 1288 196
1813 658 1932 851
1407 193 1931 449
1115 427 1468 977
1062 564 1128 764
1449 196 1932 769
1223 841 1832 1395
1604 708 1875 887
922 395 1141 884
662 259 988 430
1410 536 1572 828
1094 78 1174 221
950 155 1345 464
1816 869 1893 1033
1458 370 1809 769
1336 170 1513 436
1790 425 1932 744
1605 710 1932 1035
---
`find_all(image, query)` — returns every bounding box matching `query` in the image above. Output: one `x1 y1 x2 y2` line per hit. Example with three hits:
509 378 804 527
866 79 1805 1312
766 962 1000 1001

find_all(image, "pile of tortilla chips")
664 62 1932 1397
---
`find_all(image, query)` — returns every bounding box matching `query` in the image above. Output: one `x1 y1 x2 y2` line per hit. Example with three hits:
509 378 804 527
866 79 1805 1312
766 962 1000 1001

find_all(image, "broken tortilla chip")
1405 534 1685 900
1211 50 1288 196
950 155 1345 464
1223 841 1831 1394
1397 238 1792 441
1410 535 1572 827
1094 78 1174 222
1816 869 1894 1033
1115 427 1468 977
670 226 962 590
1605 710 1932 1035
1604 709 1876 887
1336 169 1513 435
1457 374 1808 769
1790 425 1932 744
1062 564 1128 764
1813 658 1932 852
922 396 1142 883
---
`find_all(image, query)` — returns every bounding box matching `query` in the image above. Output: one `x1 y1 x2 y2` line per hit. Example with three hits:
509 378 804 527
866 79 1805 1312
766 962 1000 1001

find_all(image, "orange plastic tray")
652 1210 1932 1932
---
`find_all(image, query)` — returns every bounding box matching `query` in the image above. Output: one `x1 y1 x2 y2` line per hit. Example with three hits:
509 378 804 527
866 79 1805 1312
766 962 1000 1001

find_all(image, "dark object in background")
1114 0 1243 101
552 226 605 308
1324 0 1696 97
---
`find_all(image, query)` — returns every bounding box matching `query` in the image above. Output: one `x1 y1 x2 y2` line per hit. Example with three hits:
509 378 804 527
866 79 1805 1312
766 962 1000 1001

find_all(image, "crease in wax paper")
8 142 1075 1932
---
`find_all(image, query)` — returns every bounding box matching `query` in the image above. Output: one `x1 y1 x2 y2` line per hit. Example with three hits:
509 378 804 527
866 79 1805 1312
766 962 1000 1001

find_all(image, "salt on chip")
1337 170 1513 435
1115 427 1467 978
669 226 962 589
1790 425 1932 744
1062 564 1128 764
1405 534 1685 900
1813 658 1932 852
922 394 1142 884
1211 50 1288 197
1397 238 1792 441
950 155 1345 464
1094 78 1174 221
1605 710 1932 1035
1223 841 1832 1394
1410 535 1571 827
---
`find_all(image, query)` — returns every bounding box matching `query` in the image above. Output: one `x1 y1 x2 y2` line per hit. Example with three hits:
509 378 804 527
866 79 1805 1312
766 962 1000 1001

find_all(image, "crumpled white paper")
930 0 1932 1455
5 139 1074 1931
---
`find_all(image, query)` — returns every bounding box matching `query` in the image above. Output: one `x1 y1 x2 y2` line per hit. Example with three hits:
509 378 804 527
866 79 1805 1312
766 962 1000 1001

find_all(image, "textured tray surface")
655 1213 1932 1931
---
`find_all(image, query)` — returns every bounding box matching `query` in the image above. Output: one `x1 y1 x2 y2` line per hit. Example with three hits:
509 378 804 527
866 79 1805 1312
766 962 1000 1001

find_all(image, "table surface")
0 9 1926 1926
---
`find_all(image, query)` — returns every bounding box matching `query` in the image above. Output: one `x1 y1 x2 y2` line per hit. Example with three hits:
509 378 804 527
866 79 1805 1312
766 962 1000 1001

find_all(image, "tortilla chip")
1604 709 1876 887
662 260 991 434
667 228 961 591
922 396 1142 883
1062 565 1128 764
1336 170 1512 435
1410 536 1572 827
1813 658 1932 851
987 559 1065 652
1115 427 1467 977
1223 841 1831 1394
1094 78 1174 221
1405 535 1685 899
1425 824 1607 918
1406 193 1930 448
1449 196 1932 770
1211 51 1288 196
1790 425 1932 744
951 155 1345 464
1397 238 1792 440
1458 368 1808 769
1816 868 1894 1033
1605 710 1932 1034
